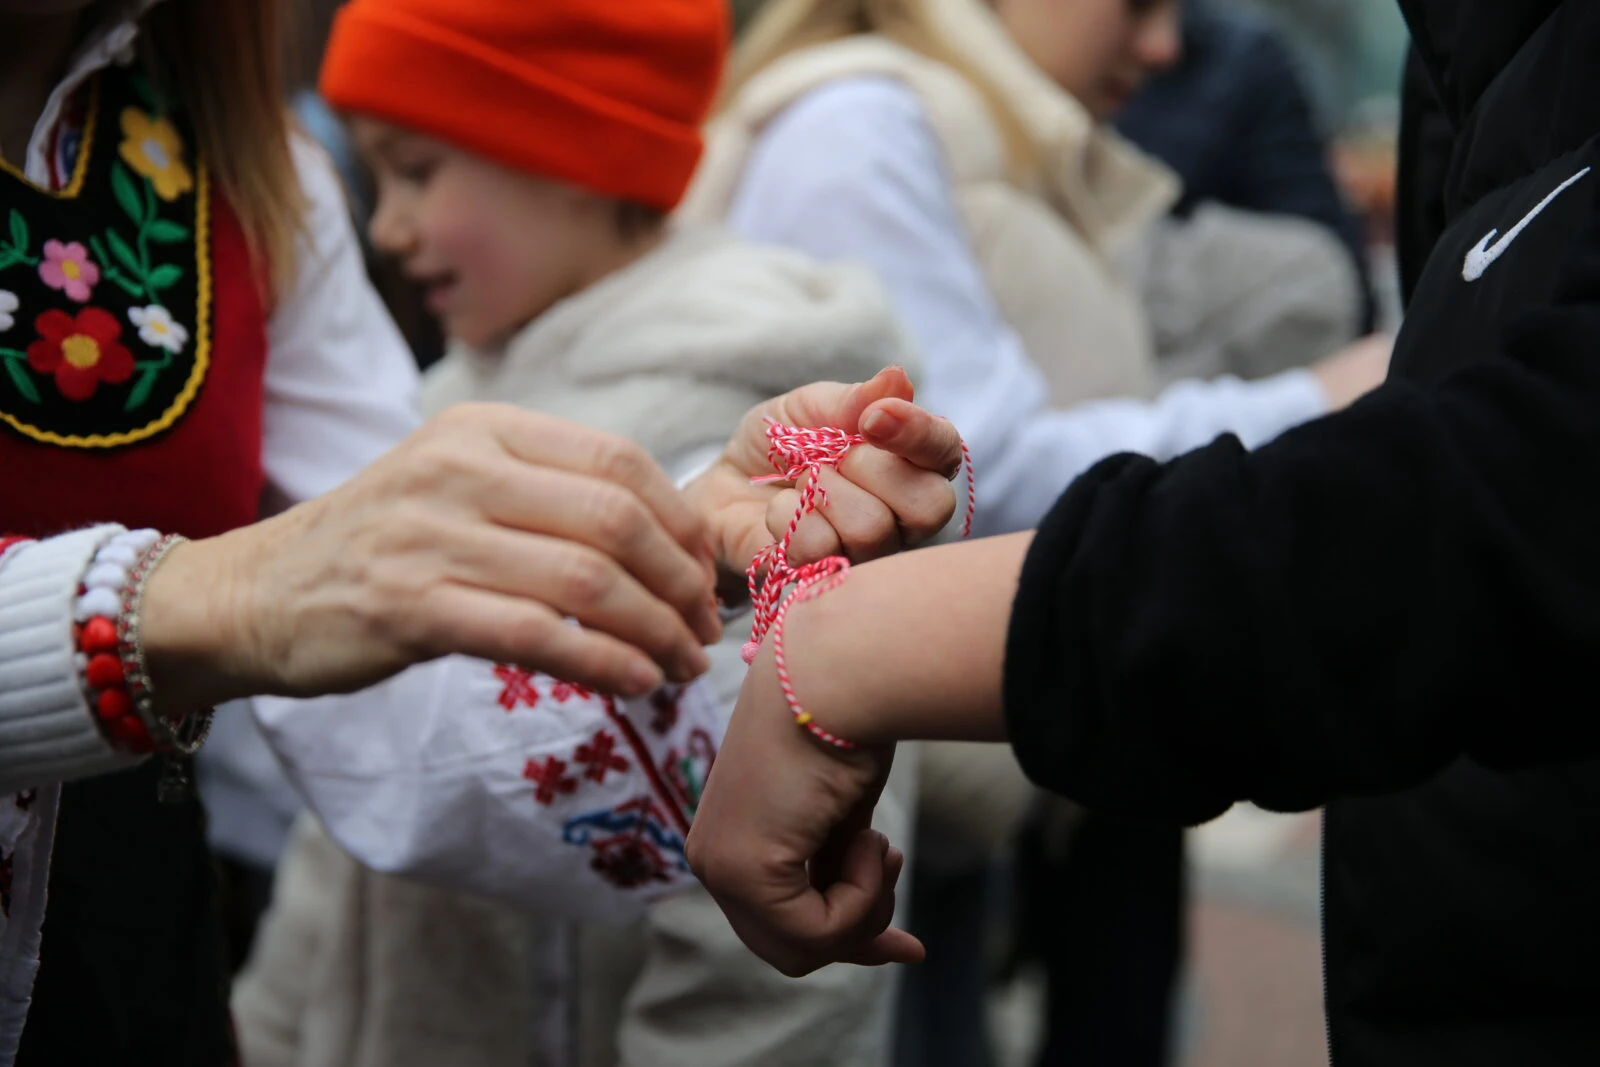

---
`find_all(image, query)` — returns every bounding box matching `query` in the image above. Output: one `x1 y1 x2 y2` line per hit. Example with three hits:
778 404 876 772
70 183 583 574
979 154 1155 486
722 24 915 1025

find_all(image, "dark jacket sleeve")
1003 207 1600 826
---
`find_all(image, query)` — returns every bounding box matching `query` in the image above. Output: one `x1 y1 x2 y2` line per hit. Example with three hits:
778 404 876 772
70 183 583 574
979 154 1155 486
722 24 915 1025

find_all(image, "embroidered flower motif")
38 241 100 303
523 756 578 806
128 304 188 353
27 308 134 402
588 832 678 890
0 291 17 333
551 678 595 704
119 107 193 201
493 664 540 711
573 729 630 784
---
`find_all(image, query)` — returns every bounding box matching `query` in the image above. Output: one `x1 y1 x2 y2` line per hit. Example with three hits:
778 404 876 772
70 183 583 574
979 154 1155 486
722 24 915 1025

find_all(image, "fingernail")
625 659 664 696
862 408 903 439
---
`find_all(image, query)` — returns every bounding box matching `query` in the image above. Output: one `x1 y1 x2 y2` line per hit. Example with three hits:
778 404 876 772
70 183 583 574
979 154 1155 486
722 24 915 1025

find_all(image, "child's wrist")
767 582 895 748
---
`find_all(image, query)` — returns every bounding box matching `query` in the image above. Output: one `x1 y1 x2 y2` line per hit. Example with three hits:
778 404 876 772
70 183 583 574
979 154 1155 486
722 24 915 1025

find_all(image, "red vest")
0 66 266 539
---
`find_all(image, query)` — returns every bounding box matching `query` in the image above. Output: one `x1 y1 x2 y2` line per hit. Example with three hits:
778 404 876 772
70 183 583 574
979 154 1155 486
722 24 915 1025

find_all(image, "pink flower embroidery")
39 240 100 303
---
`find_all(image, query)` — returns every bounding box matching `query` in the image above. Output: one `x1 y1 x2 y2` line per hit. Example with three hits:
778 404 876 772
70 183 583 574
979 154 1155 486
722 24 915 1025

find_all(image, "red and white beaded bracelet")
74 530 211 758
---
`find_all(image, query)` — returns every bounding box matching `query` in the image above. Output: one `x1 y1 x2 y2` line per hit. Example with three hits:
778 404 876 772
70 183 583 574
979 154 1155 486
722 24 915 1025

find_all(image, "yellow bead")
796 713 812 726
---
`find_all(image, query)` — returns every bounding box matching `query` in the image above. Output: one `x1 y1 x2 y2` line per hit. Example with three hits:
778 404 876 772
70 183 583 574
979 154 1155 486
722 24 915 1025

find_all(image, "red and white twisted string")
741 417 975 749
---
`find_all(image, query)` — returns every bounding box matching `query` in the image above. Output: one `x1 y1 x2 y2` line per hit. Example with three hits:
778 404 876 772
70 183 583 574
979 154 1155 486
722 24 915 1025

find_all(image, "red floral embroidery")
589 828 678 889
550 678 594 703
650 687 683 735
494 664 540 711
27 307 134 401
523 755 577 805
573 729 629 784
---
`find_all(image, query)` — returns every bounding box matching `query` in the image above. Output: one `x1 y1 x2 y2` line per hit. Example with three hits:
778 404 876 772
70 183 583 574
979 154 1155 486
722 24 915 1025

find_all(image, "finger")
819 829 910 963
411 585 665 697
482 461 721 646
483 405 714 572
835 447 958 547
781 469 901 566
885 846 906 893
448 526 711 683
842 927 927 967
765 367 917 437
810 802 879 892
859 398 965 479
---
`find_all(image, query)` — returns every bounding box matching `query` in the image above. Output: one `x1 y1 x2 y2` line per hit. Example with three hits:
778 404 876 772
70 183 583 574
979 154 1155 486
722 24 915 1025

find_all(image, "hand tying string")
742 417 975 749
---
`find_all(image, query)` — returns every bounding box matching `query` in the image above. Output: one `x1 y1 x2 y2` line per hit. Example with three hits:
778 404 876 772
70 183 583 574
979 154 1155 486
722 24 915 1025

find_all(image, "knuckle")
559 549 616 607
593 435 653 487
906 485 958 534
589 485 647 549
501 608 561 661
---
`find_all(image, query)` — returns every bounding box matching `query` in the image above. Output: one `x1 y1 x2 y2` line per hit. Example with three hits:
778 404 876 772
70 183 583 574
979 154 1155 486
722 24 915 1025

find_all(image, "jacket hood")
1397 0 1558 128
1400 0 1600 215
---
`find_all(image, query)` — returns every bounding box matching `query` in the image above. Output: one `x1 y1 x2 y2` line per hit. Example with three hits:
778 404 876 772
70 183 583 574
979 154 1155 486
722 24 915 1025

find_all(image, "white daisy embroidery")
128 304 189 353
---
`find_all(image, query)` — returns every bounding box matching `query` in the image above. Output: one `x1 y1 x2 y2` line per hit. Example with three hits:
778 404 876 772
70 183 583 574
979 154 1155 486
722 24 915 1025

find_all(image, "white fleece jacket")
235 225 924 1067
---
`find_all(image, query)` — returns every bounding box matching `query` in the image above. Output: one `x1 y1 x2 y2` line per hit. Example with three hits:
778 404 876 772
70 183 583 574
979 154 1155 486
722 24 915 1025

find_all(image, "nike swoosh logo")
1463 166 1592 281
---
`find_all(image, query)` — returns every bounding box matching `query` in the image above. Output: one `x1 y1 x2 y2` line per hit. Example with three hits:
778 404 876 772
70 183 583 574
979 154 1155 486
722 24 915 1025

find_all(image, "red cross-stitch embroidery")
574 729 630 784
650 687 682 735
550 678 595 703
523 755 578 805
494 664 540 711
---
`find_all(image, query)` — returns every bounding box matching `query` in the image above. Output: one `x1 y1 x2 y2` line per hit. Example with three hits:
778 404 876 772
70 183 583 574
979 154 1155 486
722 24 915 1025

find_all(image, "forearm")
772 533 1032 745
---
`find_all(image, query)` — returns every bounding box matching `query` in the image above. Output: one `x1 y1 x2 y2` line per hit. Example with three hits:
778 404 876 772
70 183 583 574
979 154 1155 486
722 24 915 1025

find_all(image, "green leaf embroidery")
147 264 184 292
8 209 26 254
111 164 145 226
145 219 189 244
105 229 142 278
129 70 160 113
4 359 40 405
124 366 160 412
0 251 18 272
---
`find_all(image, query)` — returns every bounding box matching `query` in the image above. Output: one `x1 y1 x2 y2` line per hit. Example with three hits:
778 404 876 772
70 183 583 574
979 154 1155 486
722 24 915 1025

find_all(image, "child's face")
353 118 630 349
991 0 1182 120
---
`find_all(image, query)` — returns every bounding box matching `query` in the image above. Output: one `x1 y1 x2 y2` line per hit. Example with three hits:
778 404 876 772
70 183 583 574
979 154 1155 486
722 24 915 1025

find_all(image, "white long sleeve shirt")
726 77 1330 537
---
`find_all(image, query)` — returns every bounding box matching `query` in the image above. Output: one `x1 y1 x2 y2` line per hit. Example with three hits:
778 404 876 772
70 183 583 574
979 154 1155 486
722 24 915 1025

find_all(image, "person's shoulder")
764 75 934 158
745 73 952 204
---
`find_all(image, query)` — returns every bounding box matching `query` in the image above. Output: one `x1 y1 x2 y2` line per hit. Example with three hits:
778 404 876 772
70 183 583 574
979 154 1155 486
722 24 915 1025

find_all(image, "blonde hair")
722 0 1038 182
143 0 305 301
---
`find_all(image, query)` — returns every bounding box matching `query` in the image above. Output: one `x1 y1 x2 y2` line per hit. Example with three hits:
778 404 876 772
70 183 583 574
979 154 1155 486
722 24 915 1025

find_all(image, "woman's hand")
141 403 724 712
687 368 965 592
686 637 922 977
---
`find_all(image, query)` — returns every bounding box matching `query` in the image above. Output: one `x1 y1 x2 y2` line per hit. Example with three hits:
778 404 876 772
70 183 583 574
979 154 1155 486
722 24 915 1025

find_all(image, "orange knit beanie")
319 0 730 212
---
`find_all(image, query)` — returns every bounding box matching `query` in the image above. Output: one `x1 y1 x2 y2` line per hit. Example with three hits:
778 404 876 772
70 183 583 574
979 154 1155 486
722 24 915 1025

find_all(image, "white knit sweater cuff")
0 525 141 792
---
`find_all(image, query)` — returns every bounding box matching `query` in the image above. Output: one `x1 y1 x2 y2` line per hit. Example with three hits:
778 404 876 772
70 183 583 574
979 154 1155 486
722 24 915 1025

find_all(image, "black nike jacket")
1003 3 1600 1064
